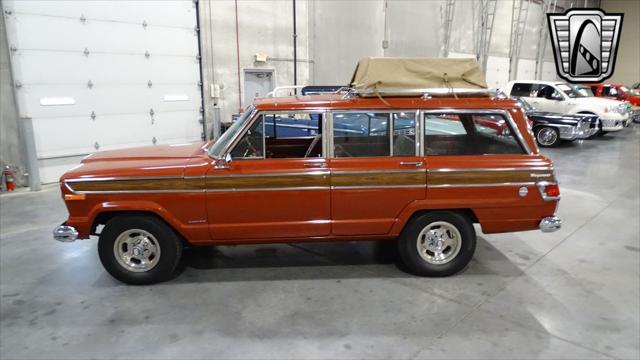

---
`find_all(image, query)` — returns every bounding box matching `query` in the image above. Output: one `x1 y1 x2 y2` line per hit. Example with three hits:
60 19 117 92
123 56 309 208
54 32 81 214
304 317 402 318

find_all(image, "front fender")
68 200 186 239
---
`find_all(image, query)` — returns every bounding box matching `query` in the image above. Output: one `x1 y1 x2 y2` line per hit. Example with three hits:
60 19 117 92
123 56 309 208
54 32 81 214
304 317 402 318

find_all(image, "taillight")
545 184 560 197
537 182 560 201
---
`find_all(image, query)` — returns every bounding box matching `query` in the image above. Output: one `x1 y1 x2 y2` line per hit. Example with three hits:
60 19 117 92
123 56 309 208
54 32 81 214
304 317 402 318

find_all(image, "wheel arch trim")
87 201 188 241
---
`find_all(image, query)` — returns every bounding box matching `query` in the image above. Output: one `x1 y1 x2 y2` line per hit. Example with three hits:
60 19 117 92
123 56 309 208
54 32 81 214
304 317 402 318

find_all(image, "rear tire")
397 211 476 277
98 215 183 285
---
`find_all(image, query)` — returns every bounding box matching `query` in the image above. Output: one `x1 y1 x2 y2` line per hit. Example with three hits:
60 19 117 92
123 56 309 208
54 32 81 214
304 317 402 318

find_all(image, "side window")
231 112 323 159
333 112 390 158
602 86 618 97
511 83 533 97
424 114 467 136
264 113 320 138
392 112 416 156
424 113 525 156
534 85 562 100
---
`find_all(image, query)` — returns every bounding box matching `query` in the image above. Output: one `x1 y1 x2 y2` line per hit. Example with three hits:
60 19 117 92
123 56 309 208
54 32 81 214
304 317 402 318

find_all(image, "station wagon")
54 91 562 284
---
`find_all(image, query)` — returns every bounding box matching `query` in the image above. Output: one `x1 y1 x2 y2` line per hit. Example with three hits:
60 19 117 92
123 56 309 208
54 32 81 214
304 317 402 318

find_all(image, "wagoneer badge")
530 173 552 178
548 9 623 83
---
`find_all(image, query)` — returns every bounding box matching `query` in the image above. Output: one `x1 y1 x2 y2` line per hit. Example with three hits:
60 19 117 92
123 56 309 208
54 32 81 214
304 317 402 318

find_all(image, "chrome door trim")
426 167 553 173
70 189 207 194
65 175 185 183
416 110 423 156
422 108 532 154
389 113 394 156
206 186 331 193
331 169 426 175
327 111 334 159
427 182 537 188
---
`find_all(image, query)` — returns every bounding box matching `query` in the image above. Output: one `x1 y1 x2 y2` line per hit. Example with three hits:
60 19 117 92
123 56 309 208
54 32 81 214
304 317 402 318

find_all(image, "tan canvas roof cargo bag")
349 57 488 96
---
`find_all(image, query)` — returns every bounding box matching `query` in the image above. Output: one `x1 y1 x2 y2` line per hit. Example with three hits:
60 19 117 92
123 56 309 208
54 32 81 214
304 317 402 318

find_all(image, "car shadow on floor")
168 236 524 283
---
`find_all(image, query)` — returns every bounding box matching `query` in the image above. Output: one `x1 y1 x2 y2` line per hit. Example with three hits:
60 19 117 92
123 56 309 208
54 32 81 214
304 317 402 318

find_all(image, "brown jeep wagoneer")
54 58 561 284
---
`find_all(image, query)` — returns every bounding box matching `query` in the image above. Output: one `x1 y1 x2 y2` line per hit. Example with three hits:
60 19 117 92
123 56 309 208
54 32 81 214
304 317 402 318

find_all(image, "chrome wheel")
113 229 161 272
537 127 558 146
416 221 462 265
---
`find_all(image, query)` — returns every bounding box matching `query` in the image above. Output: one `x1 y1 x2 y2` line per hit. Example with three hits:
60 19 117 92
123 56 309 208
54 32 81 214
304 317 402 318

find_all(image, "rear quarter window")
424 112 525 156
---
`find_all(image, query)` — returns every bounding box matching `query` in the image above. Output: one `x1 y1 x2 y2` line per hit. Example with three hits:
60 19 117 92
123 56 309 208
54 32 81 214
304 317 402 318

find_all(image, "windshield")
573 85 594 97
620 86 630 94
209 106 255 157
557 83 588 98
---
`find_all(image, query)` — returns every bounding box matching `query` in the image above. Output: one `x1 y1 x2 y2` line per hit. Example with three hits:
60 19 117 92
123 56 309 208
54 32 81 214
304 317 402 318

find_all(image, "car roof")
253 94 518 111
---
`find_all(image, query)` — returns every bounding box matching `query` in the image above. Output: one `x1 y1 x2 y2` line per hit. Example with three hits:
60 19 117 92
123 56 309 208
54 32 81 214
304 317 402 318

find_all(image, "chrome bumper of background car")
53 224 78 242
539 216 562 233
600 118 625 132
558 123 591 140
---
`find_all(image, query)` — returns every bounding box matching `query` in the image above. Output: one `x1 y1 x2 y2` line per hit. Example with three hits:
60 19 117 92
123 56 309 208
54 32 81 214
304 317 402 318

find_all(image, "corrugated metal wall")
2 0 204 183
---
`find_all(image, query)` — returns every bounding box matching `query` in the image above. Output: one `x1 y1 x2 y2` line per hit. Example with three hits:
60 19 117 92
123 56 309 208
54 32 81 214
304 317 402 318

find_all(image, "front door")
206 111 330 240
329 110 426 235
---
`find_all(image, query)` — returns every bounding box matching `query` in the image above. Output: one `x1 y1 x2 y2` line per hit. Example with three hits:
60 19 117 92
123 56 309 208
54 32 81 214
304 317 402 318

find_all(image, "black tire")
534 126 560 147
397 211 476 277
98 215 183 285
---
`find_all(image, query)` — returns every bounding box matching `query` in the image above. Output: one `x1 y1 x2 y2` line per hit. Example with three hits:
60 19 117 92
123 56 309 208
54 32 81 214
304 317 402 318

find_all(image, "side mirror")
548 93 563 101
214 153 232 169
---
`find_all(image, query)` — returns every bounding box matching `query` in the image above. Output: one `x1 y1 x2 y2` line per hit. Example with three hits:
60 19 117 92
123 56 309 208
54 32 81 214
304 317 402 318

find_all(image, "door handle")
400 161 423 167
304 162 327 168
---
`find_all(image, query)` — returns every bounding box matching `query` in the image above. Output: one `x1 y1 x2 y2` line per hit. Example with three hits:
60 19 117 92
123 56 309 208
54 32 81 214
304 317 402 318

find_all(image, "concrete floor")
1 127 638 360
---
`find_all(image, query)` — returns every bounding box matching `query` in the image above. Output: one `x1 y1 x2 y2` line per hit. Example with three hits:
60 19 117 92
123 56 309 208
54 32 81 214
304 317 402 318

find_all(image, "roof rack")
264 85 507 100
344 87 506 99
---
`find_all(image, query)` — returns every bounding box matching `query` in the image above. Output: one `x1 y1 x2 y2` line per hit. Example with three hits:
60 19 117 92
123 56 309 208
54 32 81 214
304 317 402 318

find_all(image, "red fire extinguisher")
3 166 15 192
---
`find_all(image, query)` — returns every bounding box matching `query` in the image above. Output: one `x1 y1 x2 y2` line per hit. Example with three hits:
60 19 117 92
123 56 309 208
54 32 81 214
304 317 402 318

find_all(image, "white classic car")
505 80 630 133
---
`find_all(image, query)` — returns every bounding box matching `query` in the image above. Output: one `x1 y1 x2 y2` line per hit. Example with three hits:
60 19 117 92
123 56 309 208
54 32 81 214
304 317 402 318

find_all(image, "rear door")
329 110 426 236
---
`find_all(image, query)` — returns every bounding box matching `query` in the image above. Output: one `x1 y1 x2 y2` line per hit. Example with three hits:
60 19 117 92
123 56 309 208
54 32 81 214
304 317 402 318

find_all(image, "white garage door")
2 0 203 183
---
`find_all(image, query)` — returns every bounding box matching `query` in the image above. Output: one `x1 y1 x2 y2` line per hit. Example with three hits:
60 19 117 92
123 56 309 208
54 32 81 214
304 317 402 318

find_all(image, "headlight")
617 104 629 114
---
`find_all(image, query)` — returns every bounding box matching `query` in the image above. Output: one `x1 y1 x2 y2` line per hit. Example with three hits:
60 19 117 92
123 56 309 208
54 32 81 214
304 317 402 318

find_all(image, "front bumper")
600 117 626 132
557 122 593 140
539 216 562 233
53 224 78 242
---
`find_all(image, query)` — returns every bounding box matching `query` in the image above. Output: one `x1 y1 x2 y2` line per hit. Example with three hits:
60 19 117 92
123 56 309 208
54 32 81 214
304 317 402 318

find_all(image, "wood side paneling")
206 174 329 190
67 169 554 193
69 178 203 192
427 170 555 185
332 172 426 187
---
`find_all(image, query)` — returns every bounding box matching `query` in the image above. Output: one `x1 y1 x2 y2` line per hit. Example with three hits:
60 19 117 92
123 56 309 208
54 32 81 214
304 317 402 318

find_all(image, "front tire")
98 215 183 285
397 211 476 277
535 126 560 147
